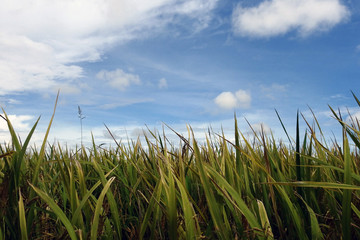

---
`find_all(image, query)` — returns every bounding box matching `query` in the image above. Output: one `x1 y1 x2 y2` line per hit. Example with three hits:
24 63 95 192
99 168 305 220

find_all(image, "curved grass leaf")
18 190 28 240
268 181 360 190
342 132 352 240
29 182 78 240
175 177 200 240
205 165 262 232
91 176 115 240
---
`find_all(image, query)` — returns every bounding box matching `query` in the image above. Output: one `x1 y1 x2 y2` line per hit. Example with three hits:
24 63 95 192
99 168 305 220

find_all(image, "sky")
0 0 360 148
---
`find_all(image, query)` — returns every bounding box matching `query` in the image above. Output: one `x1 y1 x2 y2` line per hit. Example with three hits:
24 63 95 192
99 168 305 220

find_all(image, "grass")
0 93 360 239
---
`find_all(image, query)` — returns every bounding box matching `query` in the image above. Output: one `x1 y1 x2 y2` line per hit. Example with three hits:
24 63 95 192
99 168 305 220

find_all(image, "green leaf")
91 177 116 240
30 182 78 240
342 131 352 240
18 190 28 240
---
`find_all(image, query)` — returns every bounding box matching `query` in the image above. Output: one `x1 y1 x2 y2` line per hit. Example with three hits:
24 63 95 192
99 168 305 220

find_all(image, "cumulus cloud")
214 89 251 110
0 0 218 95
96 68 141 91
158 78 168 89
214 92 237 109
232 0 349 38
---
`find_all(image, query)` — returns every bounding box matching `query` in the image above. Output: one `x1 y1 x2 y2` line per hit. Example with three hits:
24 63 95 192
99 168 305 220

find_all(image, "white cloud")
96 68 141 91
99 98 154 109
131 127 148 138
260 83 287 99
0 34 83 95
249 122 271 134
235 89 251 108
8 99 21 104
232 0 349 38
0 114 34 131
214 89 251 110
214 92 237 109
0 0 219 95
329 94 346 99
158 78 168 89
347 111 360 125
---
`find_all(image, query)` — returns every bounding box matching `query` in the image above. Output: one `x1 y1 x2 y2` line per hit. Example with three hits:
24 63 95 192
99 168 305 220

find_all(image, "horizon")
0 0 359 148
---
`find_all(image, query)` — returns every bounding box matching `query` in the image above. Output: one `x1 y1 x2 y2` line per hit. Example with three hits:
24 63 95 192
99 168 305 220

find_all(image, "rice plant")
0 93 360 239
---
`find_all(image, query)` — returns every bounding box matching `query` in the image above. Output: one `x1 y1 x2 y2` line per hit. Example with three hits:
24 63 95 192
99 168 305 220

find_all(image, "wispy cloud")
346 111 360 124
247 122 271 135
0 0 219 95
232 0 349 38
330 94 346 99
0 34 83 95
158 78 168 89
99 98 154 109
214 89 251 110
260 83 288 100
96 68 141 91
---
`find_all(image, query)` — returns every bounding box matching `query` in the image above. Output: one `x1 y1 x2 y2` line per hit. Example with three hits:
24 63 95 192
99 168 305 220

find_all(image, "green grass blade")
257 200 274 239
139 180 163 240
71 167 117 225
18 190 28 240
275 109 293 149
296 111 302 184
307 204 323 240
268 181 360 190
15 117 40 184
234 113 243 185
29 182 78 240
351 91 360 107
192 136 229 240
91 176 115 240
342 131 352 240
205 165 262 231
165 172 177 240
2 109 21 152
32 90 59 185
91 135 122 239
175 177 199 240
296 192 324 240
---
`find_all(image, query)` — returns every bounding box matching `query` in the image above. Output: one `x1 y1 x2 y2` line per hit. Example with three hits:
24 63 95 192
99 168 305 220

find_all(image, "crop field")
1 94 360 240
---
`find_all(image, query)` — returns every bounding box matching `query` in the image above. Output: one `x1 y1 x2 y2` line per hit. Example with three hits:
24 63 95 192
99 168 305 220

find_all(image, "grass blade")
342 130 352 239
32 91 59 184
29 182 78 240
18 190 28 240
91 177 115 240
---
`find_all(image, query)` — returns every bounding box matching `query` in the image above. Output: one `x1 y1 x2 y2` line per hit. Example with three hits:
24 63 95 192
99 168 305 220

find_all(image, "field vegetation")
0 93 360 239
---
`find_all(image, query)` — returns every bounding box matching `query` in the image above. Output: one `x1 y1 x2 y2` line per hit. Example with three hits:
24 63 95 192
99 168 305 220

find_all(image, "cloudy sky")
0 0 359 147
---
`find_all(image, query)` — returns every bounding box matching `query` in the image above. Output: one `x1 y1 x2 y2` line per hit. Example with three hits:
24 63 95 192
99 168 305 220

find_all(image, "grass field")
1 93 360 239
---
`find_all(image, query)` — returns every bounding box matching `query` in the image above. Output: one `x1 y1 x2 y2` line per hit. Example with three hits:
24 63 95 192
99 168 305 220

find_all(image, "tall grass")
0 94 360 239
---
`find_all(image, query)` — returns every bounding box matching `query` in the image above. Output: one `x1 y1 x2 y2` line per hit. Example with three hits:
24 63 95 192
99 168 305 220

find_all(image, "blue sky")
0 0 360 147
